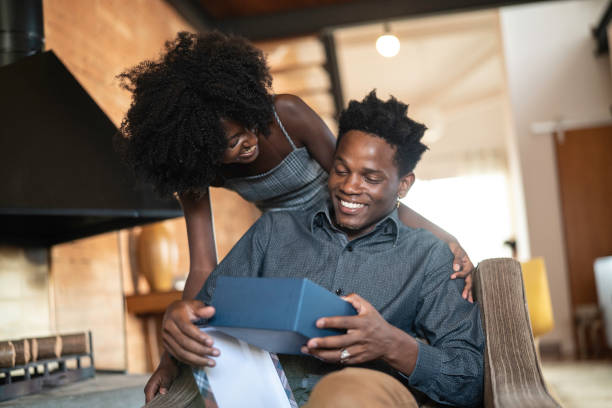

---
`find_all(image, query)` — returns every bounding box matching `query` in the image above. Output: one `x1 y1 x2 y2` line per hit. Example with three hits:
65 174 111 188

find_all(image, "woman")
117 31 474 401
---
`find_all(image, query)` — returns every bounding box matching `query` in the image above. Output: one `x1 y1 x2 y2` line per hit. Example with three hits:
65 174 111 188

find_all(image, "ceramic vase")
136 222 178 292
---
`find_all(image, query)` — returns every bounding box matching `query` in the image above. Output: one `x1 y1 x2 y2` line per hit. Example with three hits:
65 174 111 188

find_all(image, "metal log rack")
0 332 94 402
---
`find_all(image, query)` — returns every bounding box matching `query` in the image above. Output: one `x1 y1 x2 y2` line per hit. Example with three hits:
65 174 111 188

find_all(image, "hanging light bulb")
376 22 400 58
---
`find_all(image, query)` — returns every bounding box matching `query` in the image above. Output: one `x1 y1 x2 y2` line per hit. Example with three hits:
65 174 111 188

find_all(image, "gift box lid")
207 276 357 354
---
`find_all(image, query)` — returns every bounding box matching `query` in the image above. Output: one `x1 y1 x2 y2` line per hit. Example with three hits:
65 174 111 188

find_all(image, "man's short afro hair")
116 31 274 197
337 90 428 176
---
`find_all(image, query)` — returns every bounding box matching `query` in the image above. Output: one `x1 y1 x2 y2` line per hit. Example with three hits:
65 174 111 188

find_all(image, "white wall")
500 0 612 355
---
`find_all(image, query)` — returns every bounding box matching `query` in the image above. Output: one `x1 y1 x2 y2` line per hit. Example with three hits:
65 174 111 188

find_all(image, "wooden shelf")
125 291 182 315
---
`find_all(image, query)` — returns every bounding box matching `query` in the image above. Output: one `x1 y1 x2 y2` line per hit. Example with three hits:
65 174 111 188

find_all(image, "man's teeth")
242 146 255 154
340 200 364 209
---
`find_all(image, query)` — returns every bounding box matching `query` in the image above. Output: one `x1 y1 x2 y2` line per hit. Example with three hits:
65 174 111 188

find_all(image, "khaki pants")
146 366 417 408
304 368 417 408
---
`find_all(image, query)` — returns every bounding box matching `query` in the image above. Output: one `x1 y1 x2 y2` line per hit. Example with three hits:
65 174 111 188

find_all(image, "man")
151 91 484 407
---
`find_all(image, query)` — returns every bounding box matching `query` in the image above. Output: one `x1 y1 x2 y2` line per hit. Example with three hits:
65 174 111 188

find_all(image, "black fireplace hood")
0 50 182 247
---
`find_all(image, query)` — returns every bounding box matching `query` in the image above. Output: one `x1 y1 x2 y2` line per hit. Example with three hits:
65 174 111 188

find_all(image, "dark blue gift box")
207 276 357 354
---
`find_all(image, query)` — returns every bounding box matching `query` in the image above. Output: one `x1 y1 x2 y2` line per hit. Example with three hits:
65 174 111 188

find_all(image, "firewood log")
13 339 30 365
61 332 89 355
0 341 15 368
32 335 61 360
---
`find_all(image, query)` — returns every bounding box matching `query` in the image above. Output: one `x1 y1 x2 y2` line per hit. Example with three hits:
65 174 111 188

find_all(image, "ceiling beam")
212 0 550 41
320 32 344 116
165 0 213 32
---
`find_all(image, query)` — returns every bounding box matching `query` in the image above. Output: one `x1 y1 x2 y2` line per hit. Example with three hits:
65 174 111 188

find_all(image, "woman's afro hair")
337 90 428 176
116 31 274 196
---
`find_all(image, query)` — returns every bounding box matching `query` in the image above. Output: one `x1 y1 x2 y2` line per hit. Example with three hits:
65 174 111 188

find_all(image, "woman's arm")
178 190 218 300
398 204 474 301
142 192 217 401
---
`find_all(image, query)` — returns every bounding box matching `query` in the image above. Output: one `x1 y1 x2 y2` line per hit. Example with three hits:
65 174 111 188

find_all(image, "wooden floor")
541 360 612 408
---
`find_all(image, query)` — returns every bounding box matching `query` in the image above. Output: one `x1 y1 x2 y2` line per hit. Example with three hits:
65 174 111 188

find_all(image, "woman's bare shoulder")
274 94 327 141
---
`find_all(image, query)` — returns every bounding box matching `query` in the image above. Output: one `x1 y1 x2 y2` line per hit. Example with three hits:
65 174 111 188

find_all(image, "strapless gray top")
222 109 328 213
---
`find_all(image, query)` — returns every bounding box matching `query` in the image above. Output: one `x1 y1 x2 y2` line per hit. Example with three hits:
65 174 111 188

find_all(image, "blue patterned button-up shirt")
197 203 484 407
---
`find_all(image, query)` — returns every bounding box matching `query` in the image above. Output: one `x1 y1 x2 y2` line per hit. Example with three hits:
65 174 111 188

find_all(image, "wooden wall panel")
272 66 331 96
259 37 326 71
256 35 338 131
43 0 193 127
210 189 261 261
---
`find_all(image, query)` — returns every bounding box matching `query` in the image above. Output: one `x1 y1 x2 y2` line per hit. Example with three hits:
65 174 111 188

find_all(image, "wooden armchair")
149 258 563 408
473 258 561 408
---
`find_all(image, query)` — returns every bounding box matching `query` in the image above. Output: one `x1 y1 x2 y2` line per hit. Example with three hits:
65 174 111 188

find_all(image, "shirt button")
347 246 353 252
336 288 343 296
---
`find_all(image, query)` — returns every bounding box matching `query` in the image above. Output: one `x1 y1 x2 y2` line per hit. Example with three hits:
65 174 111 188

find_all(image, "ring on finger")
339 348 351 364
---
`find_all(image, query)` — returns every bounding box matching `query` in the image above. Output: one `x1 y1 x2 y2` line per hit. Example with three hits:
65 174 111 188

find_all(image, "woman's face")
220 119 260 164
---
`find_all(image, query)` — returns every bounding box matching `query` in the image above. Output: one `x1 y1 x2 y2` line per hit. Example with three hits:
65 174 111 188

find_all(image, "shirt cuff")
404 340 442 389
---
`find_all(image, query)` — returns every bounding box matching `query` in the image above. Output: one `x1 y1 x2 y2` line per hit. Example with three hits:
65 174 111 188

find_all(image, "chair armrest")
473 258 561 408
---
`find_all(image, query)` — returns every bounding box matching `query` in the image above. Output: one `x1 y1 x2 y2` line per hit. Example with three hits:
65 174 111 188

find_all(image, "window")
402 173 514 263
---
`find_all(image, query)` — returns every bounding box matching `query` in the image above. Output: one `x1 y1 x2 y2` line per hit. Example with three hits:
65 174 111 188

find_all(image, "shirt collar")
309 201 332 231
310 201 401 245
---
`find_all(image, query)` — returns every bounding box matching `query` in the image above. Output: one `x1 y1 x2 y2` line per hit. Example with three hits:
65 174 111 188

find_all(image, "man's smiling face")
328 130 413 240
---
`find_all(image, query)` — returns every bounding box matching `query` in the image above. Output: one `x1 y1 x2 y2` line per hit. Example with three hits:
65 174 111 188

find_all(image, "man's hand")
144 352 179 402
300 294 417 373
448 241 475 303
161 299 219 366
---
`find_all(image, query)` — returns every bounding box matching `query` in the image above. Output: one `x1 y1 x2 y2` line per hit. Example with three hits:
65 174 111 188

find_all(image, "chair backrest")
473 258 561 408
